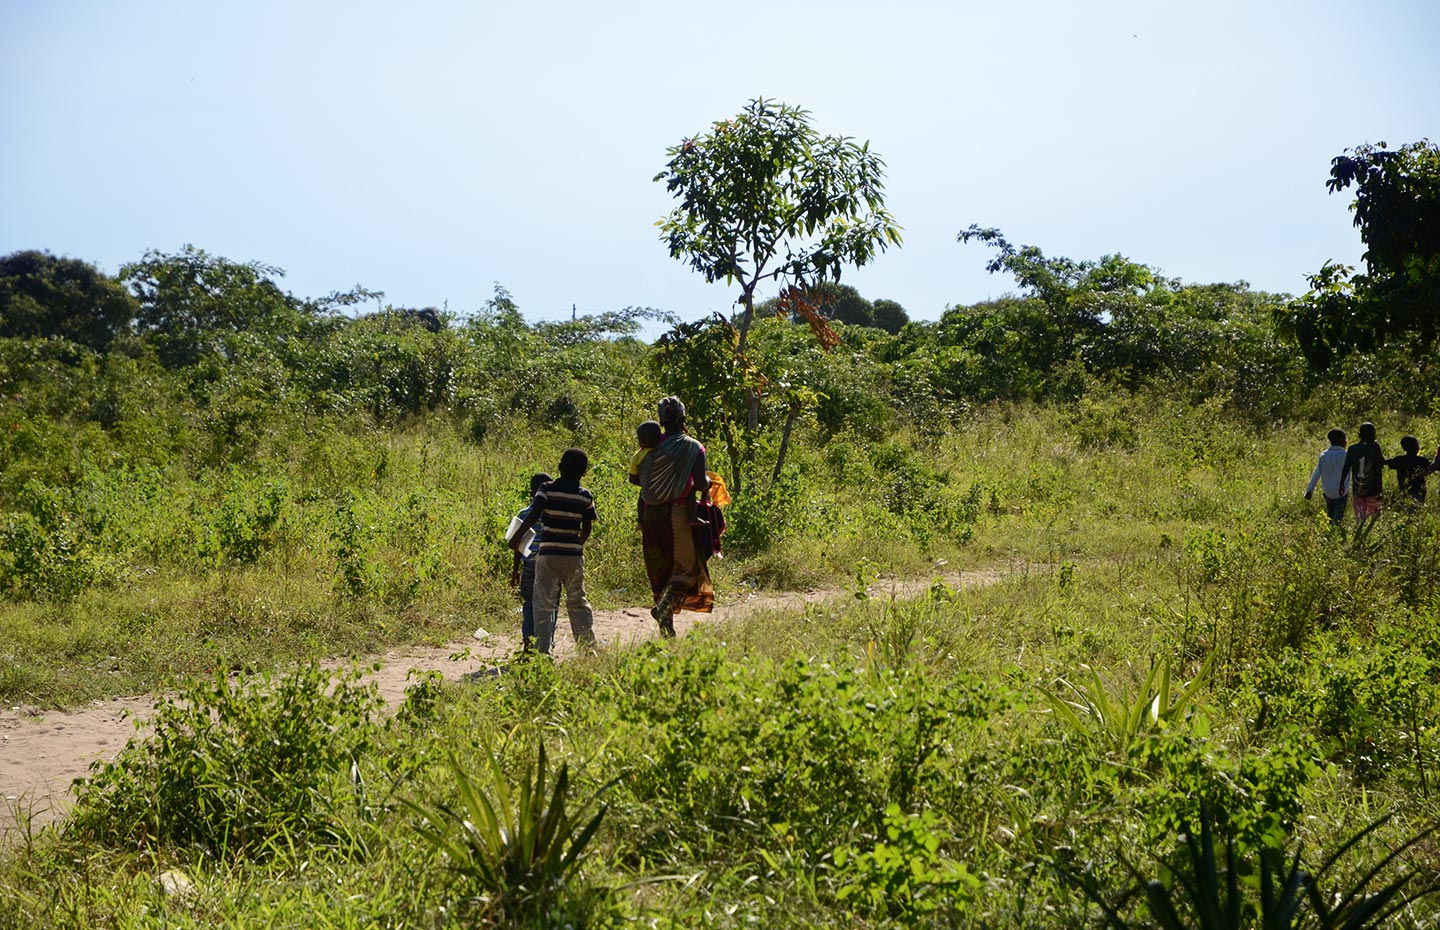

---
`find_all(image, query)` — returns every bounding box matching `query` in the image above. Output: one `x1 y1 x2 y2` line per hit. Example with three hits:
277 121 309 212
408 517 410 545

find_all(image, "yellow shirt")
629 446 652 477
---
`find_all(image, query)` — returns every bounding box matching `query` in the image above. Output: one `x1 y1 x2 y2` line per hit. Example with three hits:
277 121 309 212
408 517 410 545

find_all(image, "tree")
120 245 328 368
0 250 138 352
807 282 874 327
957 225 1162 376
759 283 910 334
959 226 1159 307
950 228 1297 406
652 314 759 490
655 98 902 428
1283 140 1440 370
871 298 910 334
1330 140 1440 294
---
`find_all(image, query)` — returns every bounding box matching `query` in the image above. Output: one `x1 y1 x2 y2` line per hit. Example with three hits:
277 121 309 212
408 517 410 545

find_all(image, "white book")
506 515 536 554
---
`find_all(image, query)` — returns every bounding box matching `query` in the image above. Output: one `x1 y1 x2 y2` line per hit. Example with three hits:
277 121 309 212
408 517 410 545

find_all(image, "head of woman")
658 396 687 434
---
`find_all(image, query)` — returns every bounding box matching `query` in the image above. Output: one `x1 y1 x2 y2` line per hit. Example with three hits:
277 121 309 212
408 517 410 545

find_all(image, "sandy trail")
1 573 993 839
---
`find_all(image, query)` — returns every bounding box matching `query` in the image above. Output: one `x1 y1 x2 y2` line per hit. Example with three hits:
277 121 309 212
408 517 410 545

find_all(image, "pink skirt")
1353 494 1383 519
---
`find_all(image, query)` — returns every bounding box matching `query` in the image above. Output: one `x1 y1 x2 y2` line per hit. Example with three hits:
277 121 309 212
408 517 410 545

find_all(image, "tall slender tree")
654 98 901 475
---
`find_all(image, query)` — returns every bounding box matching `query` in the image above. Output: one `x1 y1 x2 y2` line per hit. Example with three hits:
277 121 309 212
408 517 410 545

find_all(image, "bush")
0 479 126 600
1069 801 1438 930
69 662 382 857
605 644 995 866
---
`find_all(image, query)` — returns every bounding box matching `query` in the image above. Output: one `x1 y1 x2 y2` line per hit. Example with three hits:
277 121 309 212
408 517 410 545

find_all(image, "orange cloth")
706 471 732 508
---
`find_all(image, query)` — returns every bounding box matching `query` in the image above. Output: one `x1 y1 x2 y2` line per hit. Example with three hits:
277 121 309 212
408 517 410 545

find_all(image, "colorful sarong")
640 500 714 616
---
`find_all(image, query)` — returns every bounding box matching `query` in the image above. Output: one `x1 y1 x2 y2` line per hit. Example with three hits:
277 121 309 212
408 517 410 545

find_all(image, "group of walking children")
505 395 728 655
1305 421 1439 530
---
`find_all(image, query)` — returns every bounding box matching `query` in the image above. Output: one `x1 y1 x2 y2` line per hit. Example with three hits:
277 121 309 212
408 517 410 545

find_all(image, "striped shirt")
532 478 597 557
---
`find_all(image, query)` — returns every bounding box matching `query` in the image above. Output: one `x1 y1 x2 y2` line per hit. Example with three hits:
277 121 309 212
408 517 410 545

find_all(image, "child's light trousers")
532 555 596 654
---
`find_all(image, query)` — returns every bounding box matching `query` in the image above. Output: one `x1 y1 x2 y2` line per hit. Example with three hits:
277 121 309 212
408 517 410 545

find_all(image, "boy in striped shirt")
507 448 597 655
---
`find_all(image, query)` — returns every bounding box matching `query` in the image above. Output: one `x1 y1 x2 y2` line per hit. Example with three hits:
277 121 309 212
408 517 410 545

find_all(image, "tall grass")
5 547 1439 926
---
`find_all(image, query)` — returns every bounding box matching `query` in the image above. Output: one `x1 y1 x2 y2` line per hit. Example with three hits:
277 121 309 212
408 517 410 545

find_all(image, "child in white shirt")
1304 428 1350 524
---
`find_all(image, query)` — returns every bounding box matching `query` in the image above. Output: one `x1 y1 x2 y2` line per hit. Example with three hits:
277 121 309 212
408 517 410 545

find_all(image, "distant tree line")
2 136 1436 490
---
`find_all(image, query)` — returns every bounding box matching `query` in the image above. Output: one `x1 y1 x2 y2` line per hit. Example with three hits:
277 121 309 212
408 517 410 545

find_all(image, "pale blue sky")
3 0 1437 326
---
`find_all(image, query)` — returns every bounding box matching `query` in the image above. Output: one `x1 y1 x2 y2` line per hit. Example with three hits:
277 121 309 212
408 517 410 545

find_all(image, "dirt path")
1 573 995 839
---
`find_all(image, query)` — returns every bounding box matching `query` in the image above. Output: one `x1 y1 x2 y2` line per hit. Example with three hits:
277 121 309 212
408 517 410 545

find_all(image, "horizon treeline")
1 234 1432 447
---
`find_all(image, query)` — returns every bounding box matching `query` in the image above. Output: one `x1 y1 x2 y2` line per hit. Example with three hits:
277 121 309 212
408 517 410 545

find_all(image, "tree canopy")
1331 140 1440 289
655 97 902 354
1283 139 1440 371
871 298 910 335
947 227 1296 407
0 250 138 352
654 98 903 487
120 245 335 368
758 283 910 335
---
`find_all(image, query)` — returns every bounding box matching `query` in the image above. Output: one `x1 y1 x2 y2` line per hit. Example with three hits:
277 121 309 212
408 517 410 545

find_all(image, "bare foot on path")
0 572 995 841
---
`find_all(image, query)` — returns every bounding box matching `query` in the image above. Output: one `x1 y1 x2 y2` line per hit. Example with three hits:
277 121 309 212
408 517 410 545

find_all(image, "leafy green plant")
404 744 611 926
331 493 385 599
1068 801 1438 930
1255 638 1437 789
832 802 979 918
211 471 289 565
606 643 994 872
0 479 124 600
1043 655 1212 756
68 662 382 857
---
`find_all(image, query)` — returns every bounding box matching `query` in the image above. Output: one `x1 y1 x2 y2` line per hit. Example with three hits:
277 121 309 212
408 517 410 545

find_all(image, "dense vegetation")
2 135 1439 927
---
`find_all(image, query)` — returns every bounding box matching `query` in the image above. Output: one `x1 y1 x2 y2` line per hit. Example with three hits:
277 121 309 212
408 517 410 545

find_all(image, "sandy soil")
0 573 994 841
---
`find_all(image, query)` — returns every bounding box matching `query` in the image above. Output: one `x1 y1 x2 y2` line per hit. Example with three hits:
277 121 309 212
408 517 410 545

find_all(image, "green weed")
67 662 382 858
404 744 614 927
832 803 980 918
1068 801 1438 930
1043 655 1212 758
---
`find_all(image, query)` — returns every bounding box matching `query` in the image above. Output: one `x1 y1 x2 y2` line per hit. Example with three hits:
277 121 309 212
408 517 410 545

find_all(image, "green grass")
6 396 1438 708
4 397 1440 926
5 546 1438 927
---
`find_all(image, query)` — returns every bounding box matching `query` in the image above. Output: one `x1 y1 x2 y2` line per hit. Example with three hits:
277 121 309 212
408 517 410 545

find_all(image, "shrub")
1252 636 1438 789
832 802 980 918
606 644 994 864
0 479 125 600
68 662 382 857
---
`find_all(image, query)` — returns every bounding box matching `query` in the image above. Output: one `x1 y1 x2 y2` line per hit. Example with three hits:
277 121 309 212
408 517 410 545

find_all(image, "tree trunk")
731 287 766 469
736 287 761 448
770 408 798 488
735 284 756 355
720 420 742 498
